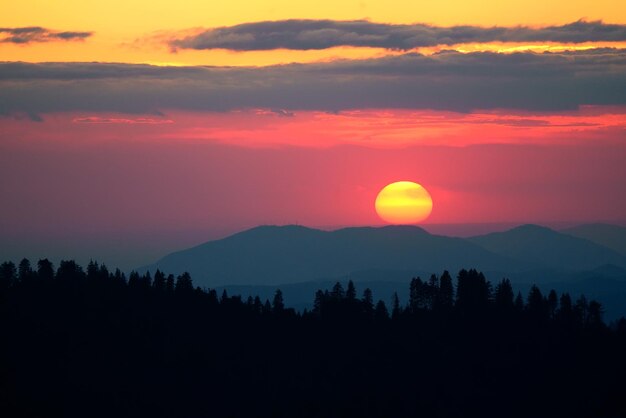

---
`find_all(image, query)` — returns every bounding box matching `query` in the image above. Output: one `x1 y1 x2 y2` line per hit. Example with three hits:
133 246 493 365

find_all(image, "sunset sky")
1 0 625 269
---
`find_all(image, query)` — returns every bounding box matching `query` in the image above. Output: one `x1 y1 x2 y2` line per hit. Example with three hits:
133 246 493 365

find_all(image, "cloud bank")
169 20 626 51
0 27 93 44
1 49 624 115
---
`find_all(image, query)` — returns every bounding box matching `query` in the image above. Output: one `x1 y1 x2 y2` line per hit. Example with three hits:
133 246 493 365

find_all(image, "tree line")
1 258 625 418
0 259 615 329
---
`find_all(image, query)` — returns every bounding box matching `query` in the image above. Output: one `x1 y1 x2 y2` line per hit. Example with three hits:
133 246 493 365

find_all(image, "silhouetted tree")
362 288 374 317
574 295 589 325
56 260 84 282
113 268 126 286
87 260 99 280
153 269 166 291
514 291 525 311
272 289 285 313
175 272 193 293
128 271 140 288
391 292 401 319
409 277 425 312
253 296 263 314
140 271 152 289
587 300 604 328
427 274 439 309
456 269 491 313
18 258 34 284
526 285 545 318
165 274 175 292
313 290 325 315
331 282 345 300
557 293 574 324
346 280 357 301
36 259 54 282
494 278 514 313
0 261 16 290
207 289 218 305
547 290 558 319
374 299 389 320
438 270 454 310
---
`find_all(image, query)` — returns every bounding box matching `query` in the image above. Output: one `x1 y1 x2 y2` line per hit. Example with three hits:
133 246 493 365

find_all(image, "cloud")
253 109 295 117
0 49 624 114
72 116 174 124
0 27 92 44
168 19 626 51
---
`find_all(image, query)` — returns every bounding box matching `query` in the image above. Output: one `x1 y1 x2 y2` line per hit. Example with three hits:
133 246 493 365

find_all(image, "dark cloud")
72 117 174 124
169 19 626 51
0 27 92 44
0 49 624 114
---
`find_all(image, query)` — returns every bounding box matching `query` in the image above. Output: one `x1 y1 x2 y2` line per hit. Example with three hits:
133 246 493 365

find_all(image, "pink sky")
1 106 625 269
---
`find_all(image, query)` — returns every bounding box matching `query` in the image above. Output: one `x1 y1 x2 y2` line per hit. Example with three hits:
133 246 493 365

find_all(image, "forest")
1 258 626 418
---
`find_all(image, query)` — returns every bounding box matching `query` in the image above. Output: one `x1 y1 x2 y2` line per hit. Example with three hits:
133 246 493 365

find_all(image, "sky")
1 1 626 270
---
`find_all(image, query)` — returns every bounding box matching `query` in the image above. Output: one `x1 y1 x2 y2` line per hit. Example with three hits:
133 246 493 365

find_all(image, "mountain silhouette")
142 225 519 287
561 223 626 256
469 224 626 271
141 224 626 288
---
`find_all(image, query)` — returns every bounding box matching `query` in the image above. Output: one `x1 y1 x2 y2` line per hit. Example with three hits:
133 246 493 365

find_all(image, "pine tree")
494 278 514 312
362 288 374 317
374 300 389 320
153 269 166 291
175 272 193 293
587 300 604 328
409 277 424 312
331 282 345 300
272 289 285 313
514 291 525 311
438 270 454 309
346 280 357 301
0 261 16 290
391 292 401 319
18 258 33 284
36 259 54 281
547 290 558 319
526 285 545 318
313 289 325 315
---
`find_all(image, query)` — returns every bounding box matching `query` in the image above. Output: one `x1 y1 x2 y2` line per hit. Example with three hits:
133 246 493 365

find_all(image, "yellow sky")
2 0 625 66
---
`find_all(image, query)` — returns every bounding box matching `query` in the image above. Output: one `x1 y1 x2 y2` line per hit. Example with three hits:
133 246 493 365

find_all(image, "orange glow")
375 181 433 224
2 0 625 66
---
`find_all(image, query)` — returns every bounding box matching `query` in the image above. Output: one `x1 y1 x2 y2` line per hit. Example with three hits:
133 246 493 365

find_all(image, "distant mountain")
142 224 626 288
468 224 626 272
561 223 626 256
142 225 520 287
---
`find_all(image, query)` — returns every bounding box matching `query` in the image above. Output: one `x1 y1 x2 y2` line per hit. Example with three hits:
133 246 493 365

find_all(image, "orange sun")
375 181 433 224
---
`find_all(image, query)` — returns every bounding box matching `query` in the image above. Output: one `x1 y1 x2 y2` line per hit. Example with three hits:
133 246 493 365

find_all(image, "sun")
375 181 433 224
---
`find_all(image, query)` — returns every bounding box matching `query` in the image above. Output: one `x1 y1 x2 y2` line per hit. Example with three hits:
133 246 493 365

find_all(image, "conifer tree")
272 289 285 312
362 288 374 317
346 280 357 300
36 259 54 281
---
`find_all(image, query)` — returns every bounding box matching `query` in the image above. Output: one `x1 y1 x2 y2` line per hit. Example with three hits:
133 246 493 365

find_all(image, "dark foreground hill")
142 224 626 288
1 260 626 418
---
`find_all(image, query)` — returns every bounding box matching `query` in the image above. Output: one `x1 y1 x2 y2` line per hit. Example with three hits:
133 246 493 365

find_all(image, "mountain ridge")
141 223 626 288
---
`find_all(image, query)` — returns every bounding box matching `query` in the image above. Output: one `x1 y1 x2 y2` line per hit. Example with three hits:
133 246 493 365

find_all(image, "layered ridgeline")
143 224 626 286
561 223 626 256
141 224 626 319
